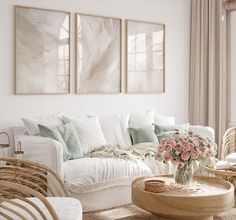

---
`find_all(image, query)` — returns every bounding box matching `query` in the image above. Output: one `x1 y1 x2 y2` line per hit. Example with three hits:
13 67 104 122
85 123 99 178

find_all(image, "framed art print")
15 6 70 94
76 13 121 93
126 20 165 93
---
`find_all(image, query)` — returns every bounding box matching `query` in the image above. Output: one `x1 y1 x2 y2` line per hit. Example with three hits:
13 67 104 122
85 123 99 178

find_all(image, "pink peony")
181 151 190 161
164 152 172 161
165 144 172 152
190 149 199 160
158 144 165 153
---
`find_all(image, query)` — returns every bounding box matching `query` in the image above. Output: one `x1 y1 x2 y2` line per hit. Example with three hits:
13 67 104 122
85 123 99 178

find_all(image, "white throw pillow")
63 115 107 154
100 113 132 149
154 114 175 126
22 112 63 136
129 109 155 128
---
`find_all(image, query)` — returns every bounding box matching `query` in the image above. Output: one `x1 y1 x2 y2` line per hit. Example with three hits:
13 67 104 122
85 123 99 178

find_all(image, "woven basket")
145 179 166 193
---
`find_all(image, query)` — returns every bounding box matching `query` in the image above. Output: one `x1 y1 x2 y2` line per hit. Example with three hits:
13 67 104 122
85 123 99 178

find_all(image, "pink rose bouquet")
157 132 216 167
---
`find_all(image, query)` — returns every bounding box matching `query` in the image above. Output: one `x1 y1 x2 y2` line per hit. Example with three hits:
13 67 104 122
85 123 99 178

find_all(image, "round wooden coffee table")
132 176 234 220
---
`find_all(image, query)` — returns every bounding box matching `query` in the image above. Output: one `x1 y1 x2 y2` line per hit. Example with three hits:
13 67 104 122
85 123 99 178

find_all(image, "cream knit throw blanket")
85 144 156 161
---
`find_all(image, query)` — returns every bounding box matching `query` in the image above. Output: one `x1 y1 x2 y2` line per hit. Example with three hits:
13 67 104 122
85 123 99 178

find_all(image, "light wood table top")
132 175 234 220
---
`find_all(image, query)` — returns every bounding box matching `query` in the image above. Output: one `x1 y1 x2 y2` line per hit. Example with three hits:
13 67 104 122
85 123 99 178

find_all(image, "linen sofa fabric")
128 125 158 145
38 122 83 161
22 112 63 136
99 113 132 149
63 157 152 193
63 115 107 154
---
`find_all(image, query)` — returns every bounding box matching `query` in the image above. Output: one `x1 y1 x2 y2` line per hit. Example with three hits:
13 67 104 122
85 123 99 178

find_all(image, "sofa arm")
18 136 64 178
189 125 215 142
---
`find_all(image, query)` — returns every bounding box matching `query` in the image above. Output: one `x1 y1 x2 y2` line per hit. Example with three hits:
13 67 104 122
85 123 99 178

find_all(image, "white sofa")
13 112 215 212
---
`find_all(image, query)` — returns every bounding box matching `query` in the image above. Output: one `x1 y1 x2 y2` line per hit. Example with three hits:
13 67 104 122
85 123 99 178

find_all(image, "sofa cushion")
128 125 158 145
129 109 155 128
154 123 189 142
22 112 63 136
100 113 132 149
0 197 82 220
63 157 152 193
154 114 175 126
63 115 107 154
38 122 83 161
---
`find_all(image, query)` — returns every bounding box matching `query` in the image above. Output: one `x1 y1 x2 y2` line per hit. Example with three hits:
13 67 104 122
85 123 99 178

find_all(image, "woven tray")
145 179 166 193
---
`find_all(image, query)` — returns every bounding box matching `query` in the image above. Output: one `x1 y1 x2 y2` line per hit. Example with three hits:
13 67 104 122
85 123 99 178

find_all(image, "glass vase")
175 163 193 185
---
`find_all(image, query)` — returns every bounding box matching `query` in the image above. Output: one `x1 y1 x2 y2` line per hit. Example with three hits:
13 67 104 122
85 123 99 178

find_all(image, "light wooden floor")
83 204 236 220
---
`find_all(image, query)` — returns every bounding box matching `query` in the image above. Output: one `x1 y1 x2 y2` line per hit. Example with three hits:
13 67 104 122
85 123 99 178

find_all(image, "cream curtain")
189 0 227 158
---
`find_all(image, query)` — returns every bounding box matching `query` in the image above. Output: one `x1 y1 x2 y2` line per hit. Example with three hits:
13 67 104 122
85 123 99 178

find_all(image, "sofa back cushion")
154 114 175 126
129 109 155 128
63 115 107 154
99 113 132 149
22 112 63 136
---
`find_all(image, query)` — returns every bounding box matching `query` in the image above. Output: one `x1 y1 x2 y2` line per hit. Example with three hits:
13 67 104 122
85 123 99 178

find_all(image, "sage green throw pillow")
154 123 189 142
128 125 158 145
38 122 83 161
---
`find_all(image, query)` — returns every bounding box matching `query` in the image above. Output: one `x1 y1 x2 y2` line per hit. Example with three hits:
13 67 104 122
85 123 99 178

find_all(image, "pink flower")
171 157 179 165
187 143 194 150
193 140 200 146
178 162 184 168
171 142 176 147
174 143 182 151
190 149 199 160
182 144 188 152
182 143 193 152
181 151 190 161
164 152 172 161
158 144 165 153
165 144 172 152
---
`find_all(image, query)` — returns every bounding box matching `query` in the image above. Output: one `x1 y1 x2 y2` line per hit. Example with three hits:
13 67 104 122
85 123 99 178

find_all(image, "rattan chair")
221 127 236 160
0 157 82 220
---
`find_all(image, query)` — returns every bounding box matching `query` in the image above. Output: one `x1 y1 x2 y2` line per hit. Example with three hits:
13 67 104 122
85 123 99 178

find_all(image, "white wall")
0 0 191 145
227 12 236 127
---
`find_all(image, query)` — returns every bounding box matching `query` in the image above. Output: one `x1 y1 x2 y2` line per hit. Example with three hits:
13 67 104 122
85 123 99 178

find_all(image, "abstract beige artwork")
126 20 165 93
76 14 121 93
15 6 70 94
